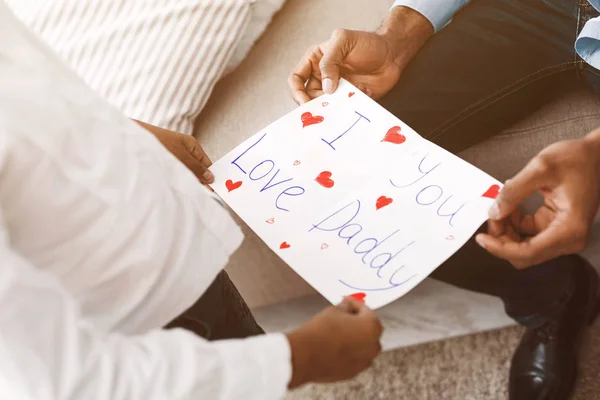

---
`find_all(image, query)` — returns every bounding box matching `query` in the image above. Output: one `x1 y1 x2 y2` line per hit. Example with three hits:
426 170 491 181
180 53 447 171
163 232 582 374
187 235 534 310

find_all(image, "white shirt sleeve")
0 4 292 399
392 0 471 32
0 235 292 400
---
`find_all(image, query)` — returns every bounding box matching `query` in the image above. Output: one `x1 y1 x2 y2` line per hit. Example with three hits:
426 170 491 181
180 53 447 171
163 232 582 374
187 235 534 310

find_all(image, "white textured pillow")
224 0 287 75
6 0 252 135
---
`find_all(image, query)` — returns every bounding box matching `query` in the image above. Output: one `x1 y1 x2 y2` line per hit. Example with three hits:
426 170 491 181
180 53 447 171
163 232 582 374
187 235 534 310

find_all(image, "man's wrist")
377 6 434 65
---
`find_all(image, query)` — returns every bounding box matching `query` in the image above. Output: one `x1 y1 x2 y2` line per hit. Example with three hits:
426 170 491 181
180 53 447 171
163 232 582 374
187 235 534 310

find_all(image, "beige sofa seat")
195 0 600 346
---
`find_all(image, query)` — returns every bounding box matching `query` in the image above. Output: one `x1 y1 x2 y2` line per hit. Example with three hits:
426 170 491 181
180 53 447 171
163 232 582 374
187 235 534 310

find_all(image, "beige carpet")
286 322 600 399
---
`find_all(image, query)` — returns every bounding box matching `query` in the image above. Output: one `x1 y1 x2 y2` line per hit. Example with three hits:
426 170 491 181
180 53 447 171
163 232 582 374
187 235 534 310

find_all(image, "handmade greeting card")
209 79 501 309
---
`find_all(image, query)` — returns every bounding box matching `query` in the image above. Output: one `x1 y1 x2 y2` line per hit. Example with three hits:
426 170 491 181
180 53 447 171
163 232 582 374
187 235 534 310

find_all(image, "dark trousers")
378 0 600 327
166 271 264 340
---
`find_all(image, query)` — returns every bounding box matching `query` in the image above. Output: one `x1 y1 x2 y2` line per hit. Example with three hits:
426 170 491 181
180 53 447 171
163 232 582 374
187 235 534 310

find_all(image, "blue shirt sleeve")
574 2 600 70
576 18 600 70
392 0 471 32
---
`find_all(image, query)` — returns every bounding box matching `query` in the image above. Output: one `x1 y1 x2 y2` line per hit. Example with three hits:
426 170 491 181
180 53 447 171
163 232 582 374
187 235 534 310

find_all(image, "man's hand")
136 120 214 184
286 297 383 389
288 6 433 104
475 130 600 268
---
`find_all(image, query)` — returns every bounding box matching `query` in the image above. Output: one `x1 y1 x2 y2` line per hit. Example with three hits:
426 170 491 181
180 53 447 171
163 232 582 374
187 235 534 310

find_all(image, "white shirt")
0 4 291 400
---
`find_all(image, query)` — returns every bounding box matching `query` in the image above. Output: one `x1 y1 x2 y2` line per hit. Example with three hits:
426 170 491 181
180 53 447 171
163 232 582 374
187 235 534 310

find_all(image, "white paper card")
210 79 501 309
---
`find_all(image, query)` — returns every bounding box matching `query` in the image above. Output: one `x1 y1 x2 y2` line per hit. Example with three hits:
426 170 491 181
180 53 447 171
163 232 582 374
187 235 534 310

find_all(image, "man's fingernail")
322 78 333 94
488 202 501 219
203 171 214 182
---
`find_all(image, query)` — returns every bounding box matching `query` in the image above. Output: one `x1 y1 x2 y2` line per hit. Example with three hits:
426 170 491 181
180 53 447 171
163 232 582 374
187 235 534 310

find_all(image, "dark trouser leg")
380 0 583 327
166 271 264 340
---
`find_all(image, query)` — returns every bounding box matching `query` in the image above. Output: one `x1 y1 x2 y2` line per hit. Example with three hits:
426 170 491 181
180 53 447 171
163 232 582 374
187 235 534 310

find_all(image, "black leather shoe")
509 256 600 400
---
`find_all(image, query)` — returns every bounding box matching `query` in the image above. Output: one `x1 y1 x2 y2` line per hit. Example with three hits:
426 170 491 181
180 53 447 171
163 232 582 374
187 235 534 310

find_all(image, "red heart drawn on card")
348 92 355 98
376 196 393 210
350 292 367 303
482 184 501 199
301 112 325 128
225 179 242 192
293 160 301 166
315 171 335 188
446 235 455 241
382 126 406 145
280 242 291 250
322 101 329 107
321 243 329 250
266 218 275 224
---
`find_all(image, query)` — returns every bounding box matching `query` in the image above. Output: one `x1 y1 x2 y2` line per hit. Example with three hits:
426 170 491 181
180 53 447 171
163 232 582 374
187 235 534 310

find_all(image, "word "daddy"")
310 199 418 292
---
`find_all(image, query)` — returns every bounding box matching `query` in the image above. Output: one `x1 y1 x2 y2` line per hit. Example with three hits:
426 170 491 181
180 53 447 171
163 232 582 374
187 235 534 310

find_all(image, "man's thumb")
490 158 548 220
319 29 351 94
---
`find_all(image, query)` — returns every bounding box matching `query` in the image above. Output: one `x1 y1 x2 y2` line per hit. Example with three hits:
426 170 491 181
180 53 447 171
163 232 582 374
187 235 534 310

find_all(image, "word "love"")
231 133 305 212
